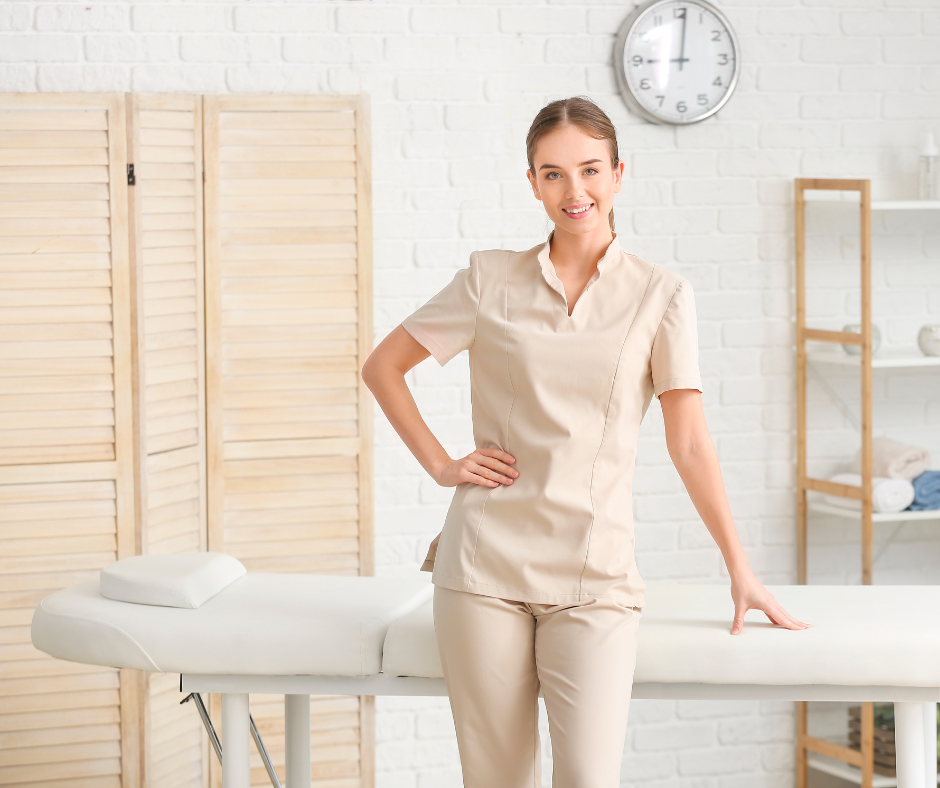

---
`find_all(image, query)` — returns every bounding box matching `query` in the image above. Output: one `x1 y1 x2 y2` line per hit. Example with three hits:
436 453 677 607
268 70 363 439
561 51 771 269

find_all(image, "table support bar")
183 693 283 788
286 695 311 788
221 694 250 788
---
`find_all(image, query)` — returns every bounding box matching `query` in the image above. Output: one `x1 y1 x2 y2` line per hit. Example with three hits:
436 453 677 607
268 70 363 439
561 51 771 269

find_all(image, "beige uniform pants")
433 585 642 788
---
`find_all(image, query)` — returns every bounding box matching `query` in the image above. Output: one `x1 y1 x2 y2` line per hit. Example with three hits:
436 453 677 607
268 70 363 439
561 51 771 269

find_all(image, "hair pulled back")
525 96 620 232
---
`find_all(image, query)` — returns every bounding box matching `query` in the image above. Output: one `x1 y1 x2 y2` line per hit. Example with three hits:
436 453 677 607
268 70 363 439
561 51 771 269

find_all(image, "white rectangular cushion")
32 574 433 676
99 552 247 609
382 584 940 687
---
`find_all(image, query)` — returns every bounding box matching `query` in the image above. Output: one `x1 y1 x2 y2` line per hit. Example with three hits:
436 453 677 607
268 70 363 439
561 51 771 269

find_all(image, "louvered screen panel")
203 95 373 788
126 93 208 788
0 93 138 787
0 480 122 788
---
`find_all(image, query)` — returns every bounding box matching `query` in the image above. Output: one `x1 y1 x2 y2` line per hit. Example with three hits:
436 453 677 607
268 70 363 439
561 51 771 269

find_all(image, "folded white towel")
851 437 930 481
824 472 915 513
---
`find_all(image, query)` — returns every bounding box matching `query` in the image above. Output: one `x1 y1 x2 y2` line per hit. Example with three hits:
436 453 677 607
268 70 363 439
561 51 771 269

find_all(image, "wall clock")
614 0 740 126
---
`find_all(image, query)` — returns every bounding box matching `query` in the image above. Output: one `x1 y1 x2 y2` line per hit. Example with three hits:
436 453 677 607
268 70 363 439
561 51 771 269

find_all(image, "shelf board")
807 756 907 787
803 192 940 210
806 347 940 368
872 200 940 210
808 500 940 522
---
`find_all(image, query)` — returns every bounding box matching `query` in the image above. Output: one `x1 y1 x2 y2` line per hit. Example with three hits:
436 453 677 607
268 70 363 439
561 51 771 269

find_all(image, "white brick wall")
5 1 939 786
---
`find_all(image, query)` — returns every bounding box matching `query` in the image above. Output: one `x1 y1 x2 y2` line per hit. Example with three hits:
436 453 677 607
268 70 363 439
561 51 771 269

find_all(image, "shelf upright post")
795 179 808 590
858 181 877 788
793 178 876 788
794 178 809 788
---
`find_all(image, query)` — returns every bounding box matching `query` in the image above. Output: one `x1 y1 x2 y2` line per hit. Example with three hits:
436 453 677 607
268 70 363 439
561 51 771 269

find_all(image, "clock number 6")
677 101 687 113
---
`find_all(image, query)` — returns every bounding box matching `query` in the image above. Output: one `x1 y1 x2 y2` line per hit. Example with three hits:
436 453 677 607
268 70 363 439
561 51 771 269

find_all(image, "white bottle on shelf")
920 131 938 200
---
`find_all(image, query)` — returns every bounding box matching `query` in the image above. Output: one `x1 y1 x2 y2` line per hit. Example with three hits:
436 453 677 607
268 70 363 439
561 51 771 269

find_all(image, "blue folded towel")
909 470 940 511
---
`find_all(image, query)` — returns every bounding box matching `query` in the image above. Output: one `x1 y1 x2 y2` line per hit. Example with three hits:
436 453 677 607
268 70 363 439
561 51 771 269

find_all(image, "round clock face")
614 0 740 125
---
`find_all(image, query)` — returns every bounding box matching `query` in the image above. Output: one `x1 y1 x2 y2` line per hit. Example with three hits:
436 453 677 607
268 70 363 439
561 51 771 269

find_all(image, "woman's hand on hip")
729 569 810 635
435 448 519 488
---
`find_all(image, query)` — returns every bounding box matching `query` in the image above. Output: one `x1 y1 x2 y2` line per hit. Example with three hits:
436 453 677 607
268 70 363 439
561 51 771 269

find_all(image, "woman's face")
526 123 624 237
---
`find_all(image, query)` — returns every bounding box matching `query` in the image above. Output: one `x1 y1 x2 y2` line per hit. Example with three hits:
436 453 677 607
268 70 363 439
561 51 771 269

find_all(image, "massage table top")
32 574 433 676
32 576 940 688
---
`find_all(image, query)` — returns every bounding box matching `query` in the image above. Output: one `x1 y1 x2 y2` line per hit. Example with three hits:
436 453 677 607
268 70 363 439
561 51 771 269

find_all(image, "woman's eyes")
544 168 598 180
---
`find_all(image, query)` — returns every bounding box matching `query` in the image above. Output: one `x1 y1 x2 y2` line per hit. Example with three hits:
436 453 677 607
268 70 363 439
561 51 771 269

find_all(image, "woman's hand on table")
729 568 810 635
435 448 519 488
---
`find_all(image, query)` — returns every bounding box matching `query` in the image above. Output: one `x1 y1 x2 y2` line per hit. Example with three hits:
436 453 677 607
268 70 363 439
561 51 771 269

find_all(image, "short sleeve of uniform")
651 277 703 400
401 252 481 367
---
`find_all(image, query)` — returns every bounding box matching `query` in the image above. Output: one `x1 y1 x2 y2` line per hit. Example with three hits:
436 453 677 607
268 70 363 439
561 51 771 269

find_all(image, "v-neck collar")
536 232 622 318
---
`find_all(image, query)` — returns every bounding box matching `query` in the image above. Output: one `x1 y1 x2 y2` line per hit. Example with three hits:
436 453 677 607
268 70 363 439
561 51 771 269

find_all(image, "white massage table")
31 553 940 788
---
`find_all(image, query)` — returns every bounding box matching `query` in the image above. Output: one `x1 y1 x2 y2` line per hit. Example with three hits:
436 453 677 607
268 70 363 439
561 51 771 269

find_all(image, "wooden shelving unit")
794 178 940 788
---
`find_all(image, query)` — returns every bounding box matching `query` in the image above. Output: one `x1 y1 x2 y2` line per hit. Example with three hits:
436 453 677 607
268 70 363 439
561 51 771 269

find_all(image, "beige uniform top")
401 233 703 608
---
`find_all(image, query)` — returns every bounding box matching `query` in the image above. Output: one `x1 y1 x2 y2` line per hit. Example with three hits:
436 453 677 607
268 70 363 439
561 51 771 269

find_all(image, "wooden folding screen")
203 94 374 788
0 94 139 788
126 93 210 788
0 92 374 788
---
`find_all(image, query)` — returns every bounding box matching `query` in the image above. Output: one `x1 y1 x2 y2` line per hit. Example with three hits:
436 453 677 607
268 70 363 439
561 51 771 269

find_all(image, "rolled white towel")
824 472 915 513
851 437 930 481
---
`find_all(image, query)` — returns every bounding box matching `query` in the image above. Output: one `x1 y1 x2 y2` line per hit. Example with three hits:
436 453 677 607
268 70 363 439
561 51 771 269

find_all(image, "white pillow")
99 553 247 609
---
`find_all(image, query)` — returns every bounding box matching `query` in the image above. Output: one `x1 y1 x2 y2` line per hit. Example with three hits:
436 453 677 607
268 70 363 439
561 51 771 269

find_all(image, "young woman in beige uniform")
362 97 808 788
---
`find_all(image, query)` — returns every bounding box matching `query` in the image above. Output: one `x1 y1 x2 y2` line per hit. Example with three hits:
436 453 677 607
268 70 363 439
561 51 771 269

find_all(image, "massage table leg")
222 694 251 788
895 702 935 788
285 694 311 788
924 703 938 788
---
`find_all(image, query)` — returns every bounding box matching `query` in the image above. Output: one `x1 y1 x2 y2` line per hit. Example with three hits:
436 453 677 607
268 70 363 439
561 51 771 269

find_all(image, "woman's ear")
612 160 625 194
526 168 541 202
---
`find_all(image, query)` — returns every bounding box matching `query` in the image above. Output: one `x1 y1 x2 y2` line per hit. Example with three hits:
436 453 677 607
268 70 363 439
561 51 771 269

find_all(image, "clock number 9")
632 55 643 67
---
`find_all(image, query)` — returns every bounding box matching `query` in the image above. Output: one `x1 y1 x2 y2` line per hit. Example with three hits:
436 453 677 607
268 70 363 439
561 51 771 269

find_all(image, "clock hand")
670 10 689 70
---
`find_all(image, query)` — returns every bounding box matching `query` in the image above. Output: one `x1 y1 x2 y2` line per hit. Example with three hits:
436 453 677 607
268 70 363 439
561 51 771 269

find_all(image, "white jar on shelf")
841 323 881 356
918 325 940 357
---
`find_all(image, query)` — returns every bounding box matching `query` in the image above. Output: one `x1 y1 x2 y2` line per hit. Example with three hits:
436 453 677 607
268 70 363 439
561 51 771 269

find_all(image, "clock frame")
614 0 741 126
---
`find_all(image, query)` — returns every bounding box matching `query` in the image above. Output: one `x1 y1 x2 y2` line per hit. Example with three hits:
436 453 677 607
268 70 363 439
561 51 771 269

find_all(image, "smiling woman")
361 94 808 788
525 96 623 232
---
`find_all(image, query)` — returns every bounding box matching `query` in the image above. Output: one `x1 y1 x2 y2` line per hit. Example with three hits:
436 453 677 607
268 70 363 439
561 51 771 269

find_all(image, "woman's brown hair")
526 96 620 232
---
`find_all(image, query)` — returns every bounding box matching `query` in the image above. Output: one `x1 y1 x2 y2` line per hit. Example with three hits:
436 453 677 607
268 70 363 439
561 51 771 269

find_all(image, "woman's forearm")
362 360 451 483
669 432 750 579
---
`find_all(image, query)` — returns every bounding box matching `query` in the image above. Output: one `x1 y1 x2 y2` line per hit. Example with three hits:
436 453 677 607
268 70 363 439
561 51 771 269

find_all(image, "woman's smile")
562 202 594 219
